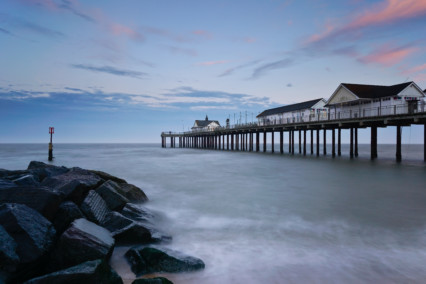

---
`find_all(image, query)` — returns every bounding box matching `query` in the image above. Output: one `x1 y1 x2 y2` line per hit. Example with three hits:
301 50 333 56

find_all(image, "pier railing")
162 103 426 135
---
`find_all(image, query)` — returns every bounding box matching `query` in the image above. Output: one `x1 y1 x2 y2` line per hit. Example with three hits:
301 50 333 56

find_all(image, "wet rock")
0 179 16 189
24 259 123 284
0 225 19 273
80 190 110 224
117 183 148 203
0 203 56 265
132 277 173 284
50 218 115 270
125 246 205 275
13 174 40 186
41 167 102 205
27 161 69 182
102 212 170 245
121 203 155 224
89 170 127 184
95 180 129 211
0 186 63 221
53 201 84 234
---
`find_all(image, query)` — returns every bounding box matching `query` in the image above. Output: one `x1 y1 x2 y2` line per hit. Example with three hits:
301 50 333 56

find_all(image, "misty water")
1 143 426 283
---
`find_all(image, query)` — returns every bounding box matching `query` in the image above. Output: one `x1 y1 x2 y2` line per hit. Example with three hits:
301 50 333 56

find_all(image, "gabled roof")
257 98 324 118
341 82 412 99
193 120 220 127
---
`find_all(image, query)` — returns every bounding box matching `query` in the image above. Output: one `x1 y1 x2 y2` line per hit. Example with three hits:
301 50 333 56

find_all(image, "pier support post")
371 126 377 160
355 128 358 157
311 130 313 155
323 129 327 156
303 130 306 156
291 130 295 155
332 129 335 157
350 128 354 158
256 132 260 152
231 134 234 150
338 128 341 156
289 131 292 153
424 124 426 162
263 131 267 152
246 133 248 151
316 129 320 156
236 134 239 151
396 126 402 162
299 130 301 154
271 131 275 153
227 134 229 150
280 130 283 154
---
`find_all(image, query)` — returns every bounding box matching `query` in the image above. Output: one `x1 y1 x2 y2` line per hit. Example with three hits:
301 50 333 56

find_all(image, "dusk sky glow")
1 0 425 143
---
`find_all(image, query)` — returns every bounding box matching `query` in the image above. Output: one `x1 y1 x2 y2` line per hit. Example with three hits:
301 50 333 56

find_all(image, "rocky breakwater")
0 161 205 284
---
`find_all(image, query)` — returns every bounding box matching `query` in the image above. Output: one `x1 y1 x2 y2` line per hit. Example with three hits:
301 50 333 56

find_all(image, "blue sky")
1 0 425 143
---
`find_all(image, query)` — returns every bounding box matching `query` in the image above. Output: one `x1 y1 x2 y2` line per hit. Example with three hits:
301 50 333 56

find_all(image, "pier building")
191 116 220 131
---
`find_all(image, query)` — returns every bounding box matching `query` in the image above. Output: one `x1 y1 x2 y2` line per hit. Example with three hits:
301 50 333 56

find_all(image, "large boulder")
27 161 69 182
24 259 123 284
0 186 63 221
89 170 127 184
116 183 148 203
0 179 16 189
132 277 173 284
13 175 40 186
125 246 205 275
80 190 110 224
53 201 84 234
0 203 56 266
50 218 115 270
41 167 102 204
121 203 155 224
95 181 129 211
0 225 19 273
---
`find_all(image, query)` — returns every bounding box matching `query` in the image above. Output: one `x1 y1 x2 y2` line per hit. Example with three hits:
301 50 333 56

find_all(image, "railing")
163 102 426 135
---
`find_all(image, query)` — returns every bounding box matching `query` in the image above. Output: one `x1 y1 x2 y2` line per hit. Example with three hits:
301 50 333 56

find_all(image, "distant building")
326 82 425 118
191 115 221 131
256 98 327 125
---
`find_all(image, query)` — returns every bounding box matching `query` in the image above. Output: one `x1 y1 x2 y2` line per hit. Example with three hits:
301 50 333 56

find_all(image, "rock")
13 174 40 186
27 161 69 182
125 246 205 275
24 259 123 284
117 183 148 203
0 186 63 221
0 179 16 189
80 190 110 224
53 201 84 234
41 167 102 205
89 170 127 184
0 225 19 273
50 218 115 270
132 277 173 284
102 211 134 233
0 203 56 273
95 181 129 211
121 204 155 224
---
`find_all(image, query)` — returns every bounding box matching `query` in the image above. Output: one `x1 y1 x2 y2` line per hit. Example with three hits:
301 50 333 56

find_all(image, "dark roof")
341 82 412 99
257 98 324 118
193 120 220 127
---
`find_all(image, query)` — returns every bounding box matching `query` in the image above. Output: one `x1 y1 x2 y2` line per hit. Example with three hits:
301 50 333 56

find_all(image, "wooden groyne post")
48 127 54 161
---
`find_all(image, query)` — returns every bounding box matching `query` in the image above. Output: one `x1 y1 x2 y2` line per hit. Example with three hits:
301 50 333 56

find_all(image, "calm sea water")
1 143 426 284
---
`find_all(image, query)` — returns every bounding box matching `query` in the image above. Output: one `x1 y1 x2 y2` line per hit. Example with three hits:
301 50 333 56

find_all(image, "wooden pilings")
162 121 425 163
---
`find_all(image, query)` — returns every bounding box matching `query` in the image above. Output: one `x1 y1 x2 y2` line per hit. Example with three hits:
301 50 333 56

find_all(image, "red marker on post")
48 127 54 161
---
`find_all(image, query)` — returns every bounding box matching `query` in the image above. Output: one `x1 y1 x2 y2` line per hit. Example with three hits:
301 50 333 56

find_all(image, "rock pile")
0 161 204 284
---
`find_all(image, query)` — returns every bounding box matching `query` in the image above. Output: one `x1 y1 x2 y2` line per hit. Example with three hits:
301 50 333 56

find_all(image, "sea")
1 143 426 284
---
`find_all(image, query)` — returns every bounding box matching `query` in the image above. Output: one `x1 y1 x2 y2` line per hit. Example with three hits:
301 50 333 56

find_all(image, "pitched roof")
257 98 324 118
341 82 412 99
193 120 220 127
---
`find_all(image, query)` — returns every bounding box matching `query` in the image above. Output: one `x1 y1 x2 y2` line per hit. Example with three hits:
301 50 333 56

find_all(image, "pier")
162 106 426 162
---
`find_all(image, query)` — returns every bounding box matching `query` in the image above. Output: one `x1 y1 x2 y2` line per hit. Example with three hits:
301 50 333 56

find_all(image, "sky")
0 0 425 143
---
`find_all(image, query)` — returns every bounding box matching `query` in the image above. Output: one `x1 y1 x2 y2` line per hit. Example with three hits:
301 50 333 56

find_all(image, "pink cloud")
109 23 144 41
403 63 426 75
19 0 58 10
197 60 228 66
308 0 426 44
244 37 257 44
192 30 213 39
358 44 418 66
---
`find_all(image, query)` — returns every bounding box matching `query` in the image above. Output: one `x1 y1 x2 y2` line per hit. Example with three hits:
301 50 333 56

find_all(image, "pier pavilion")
161 82 426 162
